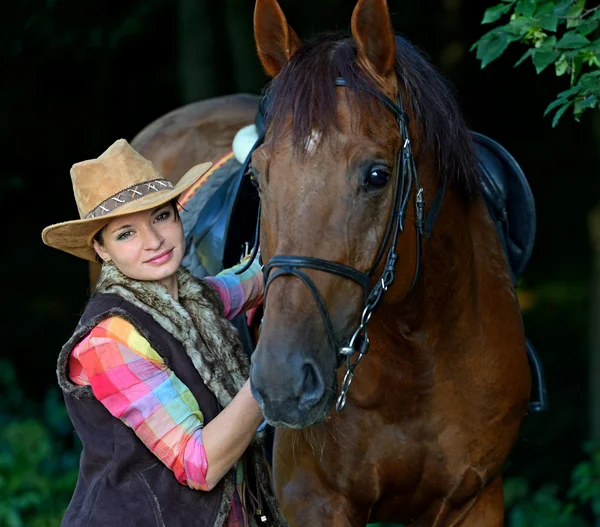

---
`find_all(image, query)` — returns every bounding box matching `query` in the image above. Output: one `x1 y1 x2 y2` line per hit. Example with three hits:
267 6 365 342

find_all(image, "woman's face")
93 203 185 283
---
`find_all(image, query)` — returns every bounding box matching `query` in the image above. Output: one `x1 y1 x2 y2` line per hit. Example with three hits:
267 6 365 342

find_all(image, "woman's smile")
145 248 174 265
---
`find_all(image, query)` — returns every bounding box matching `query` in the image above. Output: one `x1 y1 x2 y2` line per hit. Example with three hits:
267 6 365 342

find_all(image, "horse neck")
377 179 517 359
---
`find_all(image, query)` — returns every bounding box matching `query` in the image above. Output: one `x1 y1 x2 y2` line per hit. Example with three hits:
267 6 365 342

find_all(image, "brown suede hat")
42 139 212 262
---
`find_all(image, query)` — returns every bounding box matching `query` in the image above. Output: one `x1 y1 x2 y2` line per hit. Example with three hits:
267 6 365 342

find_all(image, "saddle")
473 132 536 283
182 120 547 413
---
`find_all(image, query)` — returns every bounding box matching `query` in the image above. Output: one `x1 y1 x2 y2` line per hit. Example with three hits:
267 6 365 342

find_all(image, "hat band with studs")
85 179 174 219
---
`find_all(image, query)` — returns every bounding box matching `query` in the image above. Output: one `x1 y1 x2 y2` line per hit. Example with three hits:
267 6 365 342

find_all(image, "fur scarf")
96 262 249 409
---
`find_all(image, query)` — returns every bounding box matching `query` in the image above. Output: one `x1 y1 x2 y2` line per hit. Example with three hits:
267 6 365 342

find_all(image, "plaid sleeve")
71 317 210 490
203 257 263 320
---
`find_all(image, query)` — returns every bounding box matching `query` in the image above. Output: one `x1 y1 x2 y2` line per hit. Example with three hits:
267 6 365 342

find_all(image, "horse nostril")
297 361 325 411
303 363 318 393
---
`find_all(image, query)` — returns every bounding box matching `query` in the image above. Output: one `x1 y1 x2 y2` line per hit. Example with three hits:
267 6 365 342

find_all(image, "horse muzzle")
250 343 336 428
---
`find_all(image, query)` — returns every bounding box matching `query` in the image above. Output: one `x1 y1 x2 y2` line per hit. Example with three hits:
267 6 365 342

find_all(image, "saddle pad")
179 151 236 208
180 152 242 277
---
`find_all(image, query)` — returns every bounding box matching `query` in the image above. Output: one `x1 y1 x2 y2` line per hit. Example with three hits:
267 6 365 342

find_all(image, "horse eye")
365 168 391 189
247 167 260 189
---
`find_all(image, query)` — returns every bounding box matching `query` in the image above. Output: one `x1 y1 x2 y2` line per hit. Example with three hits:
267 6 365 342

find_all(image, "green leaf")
532 48 560 73
476 32 511 68
566 3 592 30
576 21 600 37
556 31 591 49
552 0 573 17
538 14 558 32
544 97 568 117
574 95 598 121
536 35 557 49
555 54 570 75
515 0 536 17
579 71 600 89
482 3 513 24
506 16 536 35
504 477 530 507
571 54 585 84
470 38 481 52
557 85 582 99
567 0 585 18
552 100 574 127
586 39 600 54
515 48 533 66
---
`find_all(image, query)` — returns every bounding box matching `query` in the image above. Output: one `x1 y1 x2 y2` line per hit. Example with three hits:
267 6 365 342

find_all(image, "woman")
42 139 286 527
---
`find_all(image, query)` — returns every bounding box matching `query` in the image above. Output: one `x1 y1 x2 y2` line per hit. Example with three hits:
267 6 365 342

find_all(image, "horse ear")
351 0 396 80
254 0 303 77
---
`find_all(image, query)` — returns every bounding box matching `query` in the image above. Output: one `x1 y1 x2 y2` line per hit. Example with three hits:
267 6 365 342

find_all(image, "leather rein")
237 77 446 411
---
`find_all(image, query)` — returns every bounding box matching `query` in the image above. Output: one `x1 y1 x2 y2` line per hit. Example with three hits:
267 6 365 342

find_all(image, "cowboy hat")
41 139 212 262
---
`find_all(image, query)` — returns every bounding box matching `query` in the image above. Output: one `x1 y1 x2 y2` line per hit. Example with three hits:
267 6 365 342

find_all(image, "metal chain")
336 278 386 411
335 343 367 412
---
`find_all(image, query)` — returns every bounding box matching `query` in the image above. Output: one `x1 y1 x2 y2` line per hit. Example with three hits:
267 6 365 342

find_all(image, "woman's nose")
143 226 164 249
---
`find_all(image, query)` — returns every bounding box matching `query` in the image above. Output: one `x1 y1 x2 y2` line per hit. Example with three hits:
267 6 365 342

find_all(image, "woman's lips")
145 248 174 265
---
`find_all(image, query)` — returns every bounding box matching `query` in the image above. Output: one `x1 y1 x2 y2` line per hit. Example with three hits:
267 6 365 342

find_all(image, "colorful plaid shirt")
69 259 263 527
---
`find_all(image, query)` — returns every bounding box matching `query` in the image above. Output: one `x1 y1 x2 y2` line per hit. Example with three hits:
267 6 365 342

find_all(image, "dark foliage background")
2 0 599 524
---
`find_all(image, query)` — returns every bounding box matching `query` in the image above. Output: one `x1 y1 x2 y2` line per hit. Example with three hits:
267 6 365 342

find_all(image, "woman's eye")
364 168 391 189
117 230 133 241
155 211 171 222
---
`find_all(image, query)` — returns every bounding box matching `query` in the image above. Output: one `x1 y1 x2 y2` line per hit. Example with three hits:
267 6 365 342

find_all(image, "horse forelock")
263 33 480 198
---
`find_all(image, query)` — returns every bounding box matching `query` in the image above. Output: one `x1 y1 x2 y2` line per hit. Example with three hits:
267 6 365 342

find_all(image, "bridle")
237 77 446 411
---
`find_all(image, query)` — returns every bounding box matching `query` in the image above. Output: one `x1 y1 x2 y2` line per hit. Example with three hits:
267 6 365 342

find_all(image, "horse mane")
263 33 480 198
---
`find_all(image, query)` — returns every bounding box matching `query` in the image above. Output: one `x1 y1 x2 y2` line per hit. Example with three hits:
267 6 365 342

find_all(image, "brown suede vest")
58 293 227 527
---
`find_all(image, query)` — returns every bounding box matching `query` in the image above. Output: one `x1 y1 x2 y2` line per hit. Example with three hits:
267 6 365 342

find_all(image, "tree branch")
558 4 600 19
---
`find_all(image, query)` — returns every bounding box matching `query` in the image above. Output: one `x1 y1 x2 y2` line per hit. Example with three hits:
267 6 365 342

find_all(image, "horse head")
249 0 482 428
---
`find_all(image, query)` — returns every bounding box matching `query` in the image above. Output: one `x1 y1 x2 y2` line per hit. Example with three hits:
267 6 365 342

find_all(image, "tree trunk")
590 202 600 440
177 0 219 103
590 113 600 441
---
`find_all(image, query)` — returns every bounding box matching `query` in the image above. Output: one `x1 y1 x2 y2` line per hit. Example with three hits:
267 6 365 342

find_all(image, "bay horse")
107 0 531 525
247 0 530 525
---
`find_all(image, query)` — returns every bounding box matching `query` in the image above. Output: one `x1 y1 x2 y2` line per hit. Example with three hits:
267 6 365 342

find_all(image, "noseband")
238 78 446 411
